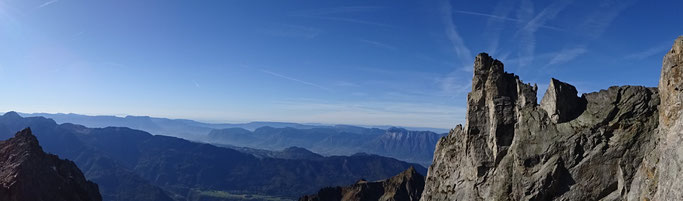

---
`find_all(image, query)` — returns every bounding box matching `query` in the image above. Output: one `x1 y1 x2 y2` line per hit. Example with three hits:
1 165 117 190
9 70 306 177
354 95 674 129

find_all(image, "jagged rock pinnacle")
423 48 660 200
0 128 102 201
540 78 585 123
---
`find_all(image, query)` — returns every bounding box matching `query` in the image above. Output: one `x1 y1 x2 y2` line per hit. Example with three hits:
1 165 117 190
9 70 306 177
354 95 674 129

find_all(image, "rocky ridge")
0 128 102 201
419 36 683 201
300 167 425 201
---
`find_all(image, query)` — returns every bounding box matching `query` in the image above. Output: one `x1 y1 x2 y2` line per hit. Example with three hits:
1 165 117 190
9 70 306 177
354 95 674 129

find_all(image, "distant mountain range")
19 112 449 134
210 127 444 166
17 112 446 166
0 112 425 201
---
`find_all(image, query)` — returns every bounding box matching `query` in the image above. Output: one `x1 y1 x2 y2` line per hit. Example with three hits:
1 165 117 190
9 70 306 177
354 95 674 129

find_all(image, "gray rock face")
627 36 683 201
540 78 586 123
652 35 683 201
421 50 664 200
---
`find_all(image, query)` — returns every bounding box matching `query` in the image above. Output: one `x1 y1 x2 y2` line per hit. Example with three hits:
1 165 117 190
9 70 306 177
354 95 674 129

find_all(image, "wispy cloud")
502 51 558 65
38 0 59 8
455 10 564 31
577 0 638 39
437 0 478 100
516 0 573 67
260 69 332 92
624 42 671 60
475 0 516 56
547 46 587 65
519 0 572 34
515 0 535 67
437 71 472 97
359 39 398 51
440 0 472 65
544 0 637 67
192 80 200 88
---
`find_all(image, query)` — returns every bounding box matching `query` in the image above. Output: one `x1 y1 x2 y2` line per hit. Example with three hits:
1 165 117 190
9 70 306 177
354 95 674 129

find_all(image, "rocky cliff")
420 36 683 201
300 167 424 201
627 36 683 201
0 128 102 201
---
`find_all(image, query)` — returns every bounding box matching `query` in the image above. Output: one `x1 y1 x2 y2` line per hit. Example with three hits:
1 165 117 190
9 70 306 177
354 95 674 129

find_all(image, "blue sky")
0 0 680 129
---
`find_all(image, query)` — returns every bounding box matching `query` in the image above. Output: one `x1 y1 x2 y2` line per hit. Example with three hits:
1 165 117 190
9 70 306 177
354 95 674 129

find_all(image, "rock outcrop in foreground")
0 128 102 201
300 167 425 201
422 36 683 201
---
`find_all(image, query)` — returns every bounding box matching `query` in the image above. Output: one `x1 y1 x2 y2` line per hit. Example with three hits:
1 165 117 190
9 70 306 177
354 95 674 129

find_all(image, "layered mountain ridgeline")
0 113 426 201
300 167 424 201
18 113 446 166
20 113 448 140
209 127 444 166
421 36 683 201
15 113 307 141
225 146 326 160
0 128 101 201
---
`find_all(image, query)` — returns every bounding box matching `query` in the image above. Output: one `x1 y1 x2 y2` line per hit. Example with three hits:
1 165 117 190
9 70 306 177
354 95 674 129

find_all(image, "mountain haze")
0 112 425 201
18 112 444 166
209 127 443 166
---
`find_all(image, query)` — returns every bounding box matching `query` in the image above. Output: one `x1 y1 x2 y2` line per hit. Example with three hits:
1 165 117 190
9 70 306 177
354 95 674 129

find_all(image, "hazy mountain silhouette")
19 112 445 166
209 126 444 166
0 112 425 200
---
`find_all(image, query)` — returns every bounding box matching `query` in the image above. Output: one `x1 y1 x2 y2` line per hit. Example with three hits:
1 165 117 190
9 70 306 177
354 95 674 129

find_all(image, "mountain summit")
0 128 102 201
418 36 683 201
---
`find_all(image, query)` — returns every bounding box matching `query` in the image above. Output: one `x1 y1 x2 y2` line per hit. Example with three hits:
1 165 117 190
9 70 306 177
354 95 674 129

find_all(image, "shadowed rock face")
421 46 665 200
540 78 586 123
300 167 425 201
0 128 102 201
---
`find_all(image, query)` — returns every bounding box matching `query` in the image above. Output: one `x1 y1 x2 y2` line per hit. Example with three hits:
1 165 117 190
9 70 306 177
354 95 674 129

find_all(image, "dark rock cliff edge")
0 128 102 201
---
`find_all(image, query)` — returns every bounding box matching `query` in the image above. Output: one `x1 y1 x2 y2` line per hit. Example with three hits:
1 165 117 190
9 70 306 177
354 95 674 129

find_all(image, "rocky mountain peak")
396 166 420 182
421 37 674 200
7 127 39 145
464 52 538 174
1 111 22 120
0 128 102 201
1 128 43 157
